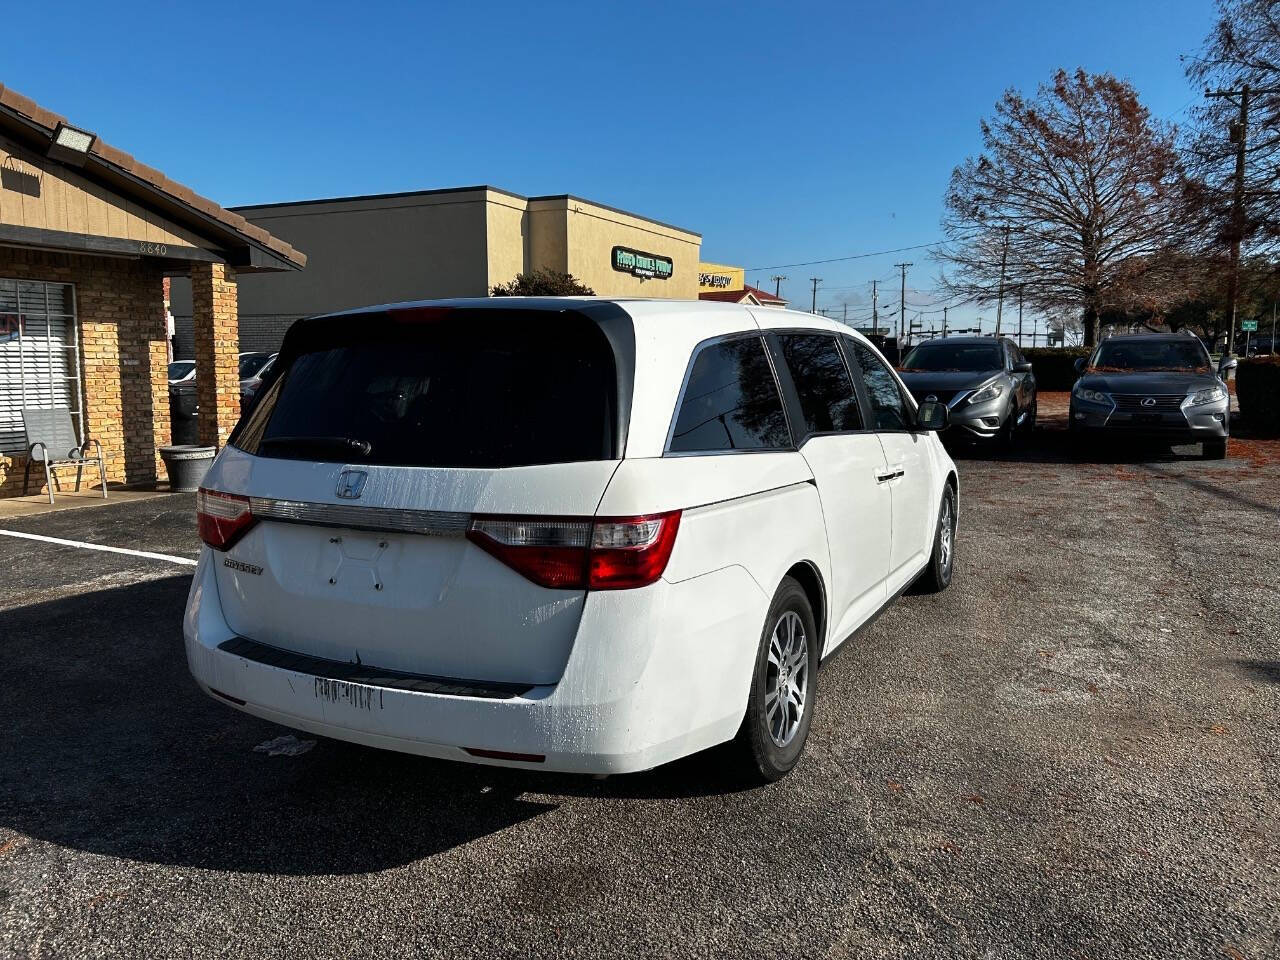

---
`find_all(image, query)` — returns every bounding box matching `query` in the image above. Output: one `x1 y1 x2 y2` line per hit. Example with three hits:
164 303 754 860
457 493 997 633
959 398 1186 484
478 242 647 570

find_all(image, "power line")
745 235 973 272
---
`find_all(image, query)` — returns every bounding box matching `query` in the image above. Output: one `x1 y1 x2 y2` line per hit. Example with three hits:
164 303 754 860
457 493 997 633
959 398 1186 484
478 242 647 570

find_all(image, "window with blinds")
0 279 82 455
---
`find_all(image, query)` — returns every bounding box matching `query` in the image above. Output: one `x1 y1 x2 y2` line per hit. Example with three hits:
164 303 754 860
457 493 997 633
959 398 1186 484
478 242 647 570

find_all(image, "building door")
0 279 82 455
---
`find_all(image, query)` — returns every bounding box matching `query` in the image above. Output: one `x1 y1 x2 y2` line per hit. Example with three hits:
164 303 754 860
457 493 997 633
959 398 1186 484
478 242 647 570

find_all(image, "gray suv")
1069 333 1235 459
898 336 1037 446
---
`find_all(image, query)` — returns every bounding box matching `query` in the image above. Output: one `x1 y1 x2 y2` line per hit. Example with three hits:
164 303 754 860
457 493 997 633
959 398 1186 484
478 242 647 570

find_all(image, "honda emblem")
335 468 368 499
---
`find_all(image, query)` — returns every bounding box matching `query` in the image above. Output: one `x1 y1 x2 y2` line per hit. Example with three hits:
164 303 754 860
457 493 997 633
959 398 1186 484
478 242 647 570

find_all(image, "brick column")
190 262 241 447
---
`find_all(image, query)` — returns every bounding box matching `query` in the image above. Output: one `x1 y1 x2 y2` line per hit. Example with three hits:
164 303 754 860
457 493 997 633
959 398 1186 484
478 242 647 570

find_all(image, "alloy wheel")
765 610 809 747
939 496 954 573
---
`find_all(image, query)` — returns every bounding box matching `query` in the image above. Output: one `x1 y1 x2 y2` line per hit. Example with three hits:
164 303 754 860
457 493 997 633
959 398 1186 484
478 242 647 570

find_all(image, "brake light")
196 488 257 550
466 511 681 590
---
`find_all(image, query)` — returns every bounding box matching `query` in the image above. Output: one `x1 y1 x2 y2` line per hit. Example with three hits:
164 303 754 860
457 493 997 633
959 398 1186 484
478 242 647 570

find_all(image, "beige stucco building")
171 187 702 353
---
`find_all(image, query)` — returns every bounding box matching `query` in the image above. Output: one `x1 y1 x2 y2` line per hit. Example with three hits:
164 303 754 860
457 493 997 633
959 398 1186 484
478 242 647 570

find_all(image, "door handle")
875 468 905 484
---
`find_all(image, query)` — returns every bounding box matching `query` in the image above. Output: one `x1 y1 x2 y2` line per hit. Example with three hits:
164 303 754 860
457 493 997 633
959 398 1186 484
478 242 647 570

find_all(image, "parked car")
184 298 959 782
1069 333 1236 459
239 353 277 404
237 351 274 393
167 359 196 385
898 336 1037 446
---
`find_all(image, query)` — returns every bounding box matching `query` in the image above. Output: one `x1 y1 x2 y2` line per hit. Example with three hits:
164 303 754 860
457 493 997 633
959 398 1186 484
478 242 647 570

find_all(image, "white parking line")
0 529 198 566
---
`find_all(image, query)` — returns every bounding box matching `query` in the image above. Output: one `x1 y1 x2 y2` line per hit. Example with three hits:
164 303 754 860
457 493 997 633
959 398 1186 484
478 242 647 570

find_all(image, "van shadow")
0 575 555 876
1 575 759 875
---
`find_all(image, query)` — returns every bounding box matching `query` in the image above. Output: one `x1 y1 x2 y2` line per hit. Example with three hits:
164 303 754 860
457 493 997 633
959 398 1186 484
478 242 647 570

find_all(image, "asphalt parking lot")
1 418 1278 959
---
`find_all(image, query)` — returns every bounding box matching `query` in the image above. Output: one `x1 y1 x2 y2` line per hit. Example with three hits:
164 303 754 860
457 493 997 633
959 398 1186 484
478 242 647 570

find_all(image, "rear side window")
668 337 791 453
234 312 618 468
848 339 912 431
777 333 862 436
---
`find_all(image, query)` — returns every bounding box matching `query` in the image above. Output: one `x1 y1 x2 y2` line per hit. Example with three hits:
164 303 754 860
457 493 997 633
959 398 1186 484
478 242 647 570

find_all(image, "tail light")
196 488 257 550
467 511 681 590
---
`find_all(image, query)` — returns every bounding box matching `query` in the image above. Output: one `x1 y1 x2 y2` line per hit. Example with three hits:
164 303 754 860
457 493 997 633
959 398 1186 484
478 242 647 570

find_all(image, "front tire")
1203 438 1228 460
916 485 957 594
999 406 1019 451
735 577 818 783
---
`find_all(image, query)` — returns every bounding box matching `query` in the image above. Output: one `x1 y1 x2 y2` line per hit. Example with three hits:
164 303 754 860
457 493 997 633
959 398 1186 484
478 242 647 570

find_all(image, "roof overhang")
0 83 306 273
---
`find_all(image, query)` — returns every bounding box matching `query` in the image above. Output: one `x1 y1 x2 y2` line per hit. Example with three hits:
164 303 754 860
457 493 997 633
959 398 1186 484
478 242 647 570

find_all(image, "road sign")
1242 320 1258 331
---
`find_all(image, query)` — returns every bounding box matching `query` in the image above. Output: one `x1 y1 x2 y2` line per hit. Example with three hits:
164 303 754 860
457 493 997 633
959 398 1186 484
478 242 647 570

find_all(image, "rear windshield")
233 311 620 468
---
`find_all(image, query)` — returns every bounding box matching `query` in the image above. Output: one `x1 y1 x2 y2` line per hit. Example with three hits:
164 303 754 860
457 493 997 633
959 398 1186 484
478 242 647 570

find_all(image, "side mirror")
1013 361 1033 373
1218 355 1238 377
917 400 949 432
1074 357 1087 374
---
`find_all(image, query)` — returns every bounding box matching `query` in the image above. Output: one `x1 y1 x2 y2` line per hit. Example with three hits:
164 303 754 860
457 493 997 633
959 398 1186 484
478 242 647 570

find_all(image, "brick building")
0 83 305 498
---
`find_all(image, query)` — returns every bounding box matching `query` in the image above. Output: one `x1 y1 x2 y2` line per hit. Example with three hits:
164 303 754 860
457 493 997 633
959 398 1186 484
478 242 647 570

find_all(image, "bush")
1023 347 1091 391
1236 357 1280 434
490 268 594 297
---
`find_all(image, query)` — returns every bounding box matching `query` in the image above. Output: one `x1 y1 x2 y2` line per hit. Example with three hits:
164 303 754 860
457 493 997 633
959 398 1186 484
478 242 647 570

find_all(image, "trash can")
158 444 216 493
169 382 199 446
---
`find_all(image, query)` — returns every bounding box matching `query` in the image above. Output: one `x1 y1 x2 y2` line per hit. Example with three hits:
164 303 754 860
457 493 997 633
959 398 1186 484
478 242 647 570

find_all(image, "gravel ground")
0 424 1277 959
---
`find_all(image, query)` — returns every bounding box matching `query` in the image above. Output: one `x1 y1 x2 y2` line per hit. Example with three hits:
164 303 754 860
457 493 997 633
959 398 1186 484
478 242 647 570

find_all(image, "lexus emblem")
925 394 938 403
1141 397 1157 407
335 468 368 499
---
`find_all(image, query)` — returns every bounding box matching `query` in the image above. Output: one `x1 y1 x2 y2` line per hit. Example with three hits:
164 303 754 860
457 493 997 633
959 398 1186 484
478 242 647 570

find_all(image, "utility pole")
894 263 911 346
871 279 879 332
842 303 847 324
994 224 1010 338
942 305 948 337
809 277 821 314
771 274 787 299
1017 286 1024 347
1206 83 1280 356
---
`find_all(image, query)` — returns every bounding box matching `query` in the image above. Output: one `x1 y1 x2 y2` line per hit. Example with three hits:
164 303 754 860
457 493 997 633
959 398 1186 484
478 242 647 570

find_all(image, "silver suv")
1069 333 1235 459
898 336 1037 447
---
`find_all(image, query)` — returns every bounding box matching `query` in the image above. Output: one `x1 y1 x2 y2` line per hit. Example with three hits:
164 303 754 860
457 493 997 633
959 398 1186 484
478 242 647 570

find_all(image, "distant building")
699 283 788 308
169 186 703 353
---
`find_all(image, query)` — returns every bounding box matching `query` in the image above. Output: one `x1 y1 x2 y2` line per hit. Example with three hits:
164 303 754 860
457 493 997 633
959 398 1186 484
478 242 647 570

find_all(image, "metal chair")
21 407 107 504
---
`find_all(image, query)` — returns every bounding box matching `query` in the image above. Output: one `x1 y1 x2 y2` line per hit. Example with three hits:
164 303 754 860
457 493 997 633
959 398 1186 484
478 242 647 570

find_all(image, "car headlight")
1183 385 1227 407
1072 385 1113 405
968 380 1004 404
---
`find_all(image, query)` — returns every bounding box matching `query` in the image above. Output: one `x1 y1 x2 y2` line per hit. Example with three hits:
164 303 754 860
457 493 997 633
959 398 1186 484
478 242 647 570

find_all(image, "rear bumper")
184 549 767 775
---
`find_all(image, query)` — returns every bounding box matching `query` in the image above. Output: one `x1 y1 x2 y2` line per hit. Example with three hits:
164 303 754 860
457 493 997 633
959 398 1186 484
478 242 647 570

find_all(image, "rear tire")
1203 438 1228 460
916 485 957 594
735 577 818 783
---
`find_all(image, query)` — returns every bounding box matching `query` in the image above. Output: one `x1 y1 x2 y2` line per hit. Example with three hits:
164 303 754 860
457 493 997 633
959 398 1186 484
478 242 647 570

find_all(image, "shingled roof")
0 82 305 270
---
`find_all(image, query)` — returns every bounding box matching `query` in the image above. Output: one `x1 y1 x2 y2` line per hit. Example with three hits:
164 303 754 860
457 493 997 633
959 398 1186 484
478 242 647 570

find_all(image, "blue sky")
8 0 1216 334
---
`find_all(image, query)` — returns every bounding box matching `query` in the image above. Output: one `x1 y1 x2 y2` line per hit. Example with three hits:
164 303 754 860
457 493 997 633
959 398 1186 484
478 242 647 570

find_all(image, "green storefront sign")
612 245 673 280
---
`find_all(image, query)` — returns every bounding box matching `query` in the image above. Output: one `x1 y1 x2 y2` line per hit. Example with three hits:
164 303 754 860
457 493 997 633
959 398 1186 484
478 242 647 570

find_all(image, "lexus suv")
184 298 958 781
1069 333 1236 459
898 336 1037 446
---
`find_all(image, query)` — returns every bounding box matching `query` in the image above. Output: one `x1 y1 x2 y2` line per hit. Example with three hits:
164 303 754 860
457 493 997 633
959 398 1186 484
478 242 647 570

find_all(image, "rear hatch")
207 305 632 687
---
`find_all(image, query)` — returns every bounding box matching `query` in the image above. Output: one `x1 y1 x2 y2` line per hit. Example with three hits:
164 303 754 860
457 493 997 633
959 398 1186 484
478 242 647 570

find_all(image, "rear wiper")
259 435 372 458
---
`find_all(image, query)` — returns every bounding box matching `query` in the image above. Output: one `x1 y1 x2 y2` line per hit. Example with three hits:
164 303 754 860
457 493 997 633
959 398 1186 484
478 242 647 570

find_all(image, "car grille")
1112 394 1184 411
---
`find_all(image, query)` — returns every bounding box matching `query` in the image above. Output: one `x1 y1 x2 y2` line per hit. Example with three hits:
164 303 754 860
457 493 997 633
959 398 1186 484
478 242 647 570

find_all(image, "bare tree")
1184 0 1280 254
940 69 1190 346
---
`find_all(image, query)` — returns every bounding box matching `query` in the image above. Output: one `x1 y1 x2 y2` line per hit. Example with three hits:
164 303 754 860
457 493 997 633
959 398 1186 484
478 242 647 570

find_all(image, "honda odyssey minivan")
184 298 958 781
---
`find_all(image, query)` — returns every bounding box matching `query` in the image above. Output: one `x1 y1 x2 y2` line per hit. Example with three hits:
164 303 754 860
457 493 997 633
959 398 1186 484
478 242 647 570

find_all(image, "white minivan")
185 298 958 781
